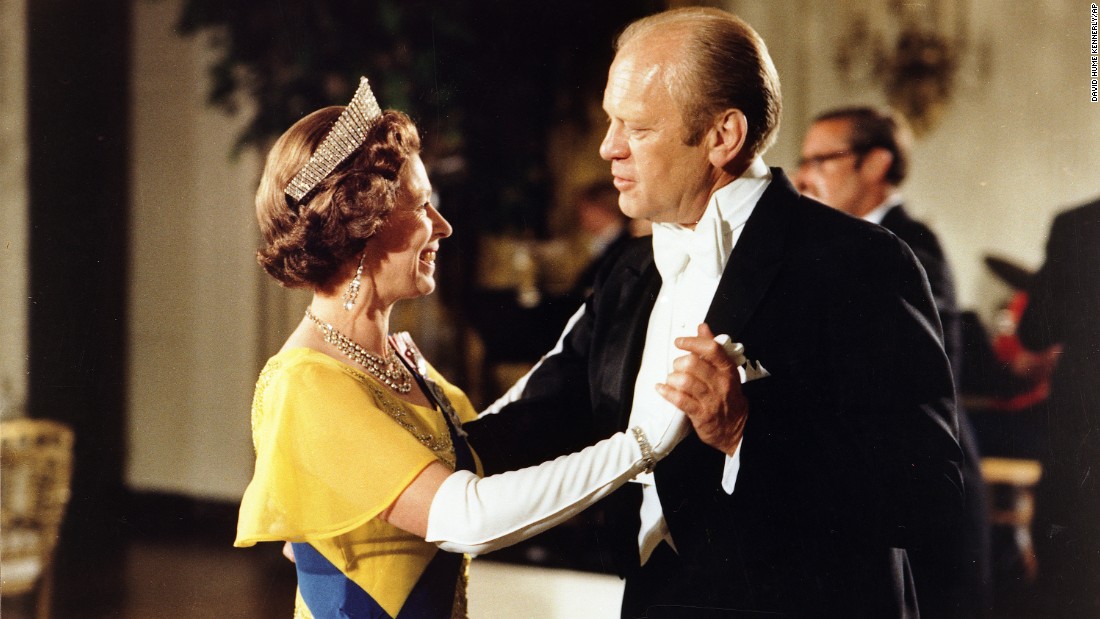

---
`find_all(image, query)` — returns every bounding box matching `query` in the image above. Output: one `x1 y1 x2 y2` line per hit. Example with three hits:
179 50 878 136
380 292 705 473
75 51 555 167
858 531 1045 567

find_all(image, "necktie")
651 215 725 282
651 224 692 281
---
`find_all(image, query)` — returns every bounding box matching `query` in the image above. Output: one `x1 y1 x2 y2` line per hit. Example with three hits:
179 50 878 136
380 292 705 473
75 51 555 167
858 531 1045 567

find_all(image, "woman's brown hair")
255 107 421 291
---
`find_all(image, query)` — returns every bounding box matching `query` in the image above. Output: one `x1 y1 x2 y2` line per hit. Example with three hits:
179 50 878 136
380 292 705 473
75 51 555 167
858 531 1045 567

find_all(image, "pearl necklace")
304 308 413 394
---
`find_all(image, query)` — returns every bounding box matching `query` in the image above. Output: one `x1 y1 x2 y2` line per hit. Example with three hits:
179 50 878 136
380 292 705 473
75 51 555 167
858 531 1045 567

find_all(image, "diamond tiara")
284 77 383 204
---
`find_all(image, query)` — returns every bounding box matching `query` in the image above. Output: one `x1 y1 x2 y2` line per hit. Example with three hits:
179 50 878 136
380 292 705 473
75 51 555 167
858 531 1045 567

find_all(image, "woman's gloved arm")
421 409 689 555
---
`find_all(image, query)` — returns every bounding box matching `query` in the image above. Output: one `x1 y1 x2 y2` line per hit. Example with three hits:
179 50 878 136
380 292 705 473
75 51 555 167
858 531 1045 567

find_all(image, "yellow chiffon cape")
235 347 480 616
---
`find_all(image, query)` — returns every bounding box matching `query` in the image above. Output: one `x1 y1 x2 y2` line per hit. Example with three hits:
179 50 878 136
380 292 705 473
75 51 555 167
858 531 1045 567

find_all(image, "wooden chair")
981 456 1042 582
1 419 75 619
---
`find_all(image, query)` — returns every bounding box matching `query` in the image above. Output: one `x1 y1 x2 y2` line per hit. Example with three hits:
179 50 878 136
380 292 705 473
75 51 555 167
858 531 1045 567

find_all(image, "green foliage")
176 0 471 153
176 0 660 232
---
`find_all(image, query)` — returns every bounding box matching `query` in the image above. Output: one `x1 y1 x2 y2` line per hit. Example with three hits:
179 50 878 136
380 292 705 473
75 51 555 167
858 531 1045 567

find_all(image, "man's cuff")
720 438 743 495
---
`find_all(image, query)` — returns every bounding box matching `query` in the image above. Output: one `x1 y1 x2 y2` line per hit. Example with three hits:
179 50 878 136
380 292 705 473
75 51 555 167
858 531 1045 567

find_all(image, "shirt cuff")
720 438 743 495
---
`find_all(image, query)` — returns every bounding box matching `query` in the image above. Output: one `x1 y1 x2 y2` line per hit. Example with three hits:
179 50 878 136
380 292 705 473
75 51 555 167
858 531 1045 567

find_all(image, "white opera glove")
424 408 691 555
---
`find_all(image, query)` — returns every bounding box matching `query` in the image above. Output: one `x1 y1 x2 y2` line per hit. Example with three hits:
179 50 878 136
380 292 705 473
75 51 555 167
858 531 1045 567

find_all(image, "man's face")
794 118 870 217
599 43 714 225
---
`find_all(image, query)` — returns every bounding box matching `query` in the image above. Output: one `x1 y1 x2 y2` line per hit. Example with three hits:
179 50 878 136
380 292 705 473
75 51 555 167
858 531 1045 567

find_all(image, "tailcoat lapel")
596 251 659 572
595 250 662 434
704 169 795 341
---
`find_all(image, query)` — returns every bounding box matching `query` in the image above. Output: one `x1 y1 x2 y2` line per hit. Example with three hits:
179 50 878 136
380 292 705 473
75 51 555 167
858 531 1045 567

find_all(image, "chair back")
1 418 75 597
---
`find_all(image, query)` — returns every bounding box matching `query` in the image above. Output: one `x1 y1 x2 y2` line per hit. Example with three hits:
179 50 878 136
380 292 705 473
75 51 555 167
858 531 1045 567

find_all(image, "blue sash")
295 339 476 618
292 542 463 618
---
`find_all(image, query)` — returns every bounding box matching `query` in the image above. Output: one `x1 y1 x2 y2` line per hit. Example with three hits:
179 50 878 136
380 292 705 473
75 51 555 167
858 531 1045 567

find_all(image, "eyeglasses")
797 149 861 171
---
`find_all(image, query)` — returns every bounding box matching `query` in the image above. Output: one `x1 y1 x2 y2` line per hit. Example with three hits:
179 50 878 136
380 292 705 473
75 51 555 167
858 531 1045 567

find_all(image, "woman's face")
366 153 452 304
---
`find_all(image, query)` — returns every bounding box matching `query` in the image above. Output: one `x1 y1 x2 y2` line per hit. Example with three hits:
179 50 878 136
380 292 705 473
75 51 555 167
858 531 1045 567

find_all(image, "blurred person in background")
796 105 991 618
569 179 633 300
1016 197 1100 618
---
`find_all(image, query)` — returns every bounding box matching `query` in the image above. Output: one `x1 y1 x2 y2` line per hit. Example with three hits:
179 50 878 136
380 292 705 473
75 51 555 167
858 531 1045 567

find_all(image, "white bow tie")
651 215 726 281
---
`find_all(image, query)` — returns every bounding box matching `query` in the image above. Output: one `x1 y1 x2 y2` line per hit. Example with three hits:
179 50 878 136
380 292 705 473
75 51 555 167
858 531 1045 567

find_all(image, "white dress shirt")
628 158 772 564
862 192 904 224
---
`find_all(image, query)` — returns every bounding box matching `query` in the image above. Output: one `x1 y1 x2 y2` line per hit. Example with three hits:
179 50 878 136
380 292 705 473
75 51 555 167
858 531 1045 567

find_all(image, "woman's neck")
304 293 392 357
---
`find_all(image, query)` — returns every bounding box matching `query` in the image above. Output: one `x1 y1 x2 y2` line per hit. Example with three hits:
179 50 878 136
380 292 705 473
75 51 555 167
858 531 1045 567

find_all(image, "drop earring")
342 254 365 311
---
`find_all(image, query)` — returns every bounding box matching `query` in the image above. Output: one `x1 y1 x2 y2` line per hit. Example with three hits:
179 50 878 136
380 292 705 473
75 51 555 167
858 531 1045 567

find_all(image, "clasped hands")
656 323 750 456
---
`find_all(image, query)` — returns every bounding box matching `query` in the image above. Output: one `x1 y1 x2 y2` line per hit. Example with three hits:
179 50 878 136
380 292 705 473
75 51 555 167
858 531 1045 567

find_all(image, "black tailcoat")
880 205 992 618
468 171 964 618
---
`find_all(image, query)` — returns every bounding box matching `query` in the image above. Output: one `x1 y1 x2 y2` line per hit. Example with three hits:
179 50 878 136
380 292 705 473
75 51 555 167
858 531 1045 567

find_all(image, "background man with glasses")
796 105 992 619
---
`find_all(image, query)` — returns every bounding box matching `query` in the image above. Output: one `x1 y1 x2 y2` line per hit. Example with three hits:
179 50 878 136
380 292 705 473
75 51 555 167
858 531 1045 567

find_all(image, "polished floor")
19 537 298 619
9 534 623 619
6 528 1046 619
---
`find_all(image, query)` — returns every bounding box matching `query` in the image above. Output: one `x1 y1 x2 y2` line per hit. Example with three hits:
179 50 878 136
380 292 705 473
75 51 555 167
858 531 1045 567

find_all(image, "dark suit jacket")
880 207 961 369
880 205 991 618
1018 198 1100 444
468 171 964 618
1016 198 1100 613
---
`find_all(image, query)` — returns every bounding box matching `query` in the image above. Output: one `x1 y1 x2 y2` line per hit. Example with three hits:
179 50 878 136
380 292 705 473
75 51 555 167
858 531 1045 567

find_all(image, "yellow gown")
236 346 481 618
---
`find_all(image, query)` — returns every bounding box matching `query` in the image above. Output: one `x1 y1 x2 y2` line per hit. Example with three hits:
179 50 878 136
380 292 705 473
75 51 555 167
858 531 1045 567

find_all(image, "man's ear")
708 109 748 168
859 148 894 183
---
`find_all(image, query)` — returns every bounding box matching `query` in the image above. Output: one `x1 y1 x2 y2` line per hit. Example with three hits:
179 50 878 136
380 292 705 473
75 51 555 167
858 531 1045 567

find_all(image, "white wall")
127 0 267 500
732 0 1100 320
0 0 28 419
907 0 1100 316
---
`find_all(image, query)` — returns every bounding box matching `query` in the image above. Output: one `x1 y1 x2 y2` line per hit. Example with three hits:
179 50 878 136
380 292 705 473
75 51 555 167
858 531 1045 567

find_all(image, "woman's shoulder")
252 348 383 426
263 346 340 373
260 347 379 389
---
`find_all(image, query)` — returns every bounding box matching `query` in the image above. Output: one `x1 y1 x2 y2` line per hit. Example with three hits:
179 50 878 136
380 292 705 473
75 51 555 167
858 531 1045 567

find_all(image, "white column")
0 0 28 419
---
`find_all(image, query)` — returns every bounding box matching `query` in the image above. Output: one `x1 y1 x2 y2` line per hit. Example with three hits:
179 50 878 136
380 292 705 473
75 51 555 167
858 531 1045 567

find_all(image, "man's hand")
1011 344 1061 380
656 323 748 455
